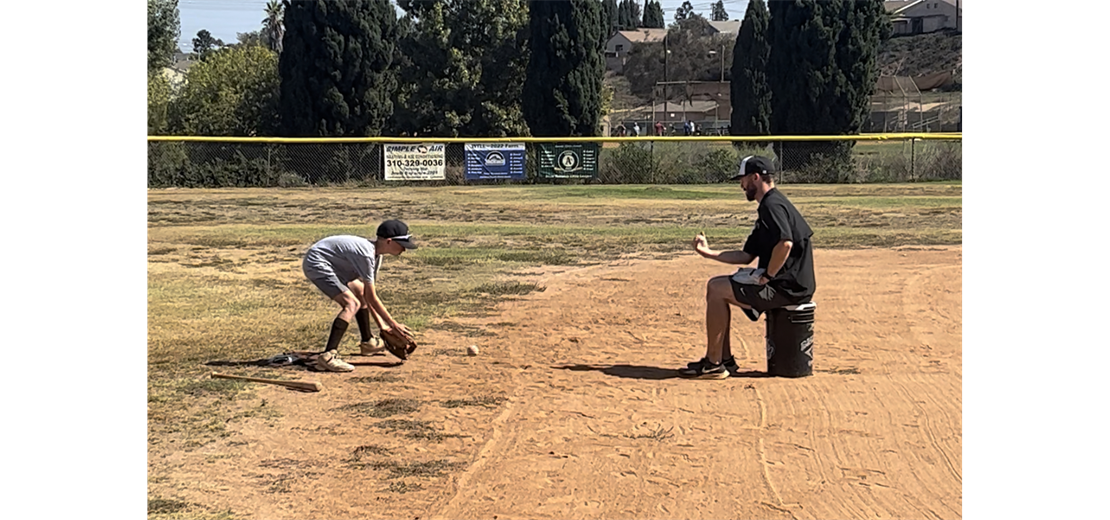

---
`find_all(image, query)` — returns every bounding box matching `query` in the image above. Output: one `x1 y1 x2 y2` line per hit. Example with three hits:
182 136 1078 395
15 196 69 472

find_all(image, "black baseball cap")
729 155 774 181
376 219 418 250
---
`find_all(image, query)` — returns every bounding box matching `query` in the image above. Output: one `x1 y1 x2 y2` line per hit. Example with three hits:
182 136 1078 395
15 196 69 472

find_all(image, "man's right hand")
693 233 712 256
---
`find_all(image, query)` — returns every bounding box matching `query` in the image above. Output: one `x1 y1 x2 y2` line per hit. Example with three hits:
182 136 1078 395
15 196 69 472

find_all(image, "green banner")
538 143 599 179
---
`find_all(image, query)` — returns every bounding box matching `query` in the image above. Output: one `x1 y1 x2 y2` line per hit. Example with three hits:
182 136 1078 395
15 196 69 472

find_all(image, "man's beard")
745 186 757 201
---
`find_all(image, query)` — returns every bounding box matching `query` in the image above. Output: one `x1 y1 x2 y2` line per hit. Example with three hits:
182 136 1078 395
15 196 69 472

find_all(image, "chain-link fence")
147 136 961 188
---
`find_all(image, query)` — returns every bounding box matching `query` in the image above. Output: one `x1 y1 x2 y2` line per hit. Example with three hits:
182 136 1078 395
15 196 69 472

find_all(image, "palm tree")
262 0 284 53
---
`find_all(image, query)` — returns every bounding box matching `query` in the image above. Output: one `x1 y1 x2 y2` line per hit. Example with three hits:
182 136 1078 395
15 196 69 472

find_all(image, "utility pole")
663 33 669 128
719 43 725 82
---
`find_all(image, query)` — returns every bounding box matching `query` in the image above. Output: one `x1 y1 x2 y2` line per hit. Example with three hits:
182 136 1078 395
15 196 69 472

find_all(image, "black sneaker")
687 356 739 372
678 359 729 379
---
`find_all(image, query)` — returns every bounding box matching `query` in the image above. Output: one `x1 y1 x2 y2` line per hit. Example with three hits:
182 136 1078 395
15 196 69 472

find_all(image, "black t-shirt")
741 188 816 301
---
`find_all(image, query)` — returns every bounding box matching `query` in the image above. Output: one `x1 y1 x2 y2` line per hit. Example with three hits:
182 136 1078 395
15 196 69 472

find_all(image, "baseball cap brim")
392 237 418 250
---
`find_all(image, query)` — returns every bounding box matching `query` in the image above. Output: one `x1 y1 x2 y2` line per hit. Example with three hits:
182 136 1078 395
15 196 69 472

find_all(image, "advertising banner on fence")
384 143 446 181
464 143 526 181
537 143 599 179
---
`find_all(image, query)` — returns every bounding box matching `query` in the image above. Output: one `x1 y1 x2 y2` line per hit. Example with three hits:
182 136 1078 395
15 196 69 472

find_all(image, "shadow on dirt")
552 364 772 380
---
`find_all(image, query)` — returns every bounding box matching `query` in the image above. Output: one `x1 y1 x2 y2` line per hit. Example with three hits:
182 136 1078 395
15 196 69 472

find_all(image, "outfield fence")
147 134 961 188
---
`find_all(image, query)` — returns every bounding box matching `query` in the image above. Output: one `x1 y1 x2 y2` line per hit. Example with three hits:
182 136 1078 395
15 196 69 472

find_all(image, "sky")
175 0 751 52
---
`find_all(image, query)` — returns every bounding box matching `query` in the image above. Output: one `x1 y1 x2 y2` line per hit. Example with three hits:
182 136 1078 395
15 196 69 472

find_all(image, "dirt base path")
151 247 961 520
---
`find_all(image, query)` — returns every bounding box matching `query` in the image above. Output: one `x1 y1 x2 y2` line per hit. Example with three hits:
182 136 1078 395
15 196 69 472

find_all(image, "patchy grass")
802 196 962 208
467 281 546 297
349 374 403 384
351 444 390 459
148 497 236 520
524 185 737 201
333 398 422 418
409 247 577 267
440 396 508 409
372 419 467 442
176 379 251 398
364 459 467 479
149 499 194 515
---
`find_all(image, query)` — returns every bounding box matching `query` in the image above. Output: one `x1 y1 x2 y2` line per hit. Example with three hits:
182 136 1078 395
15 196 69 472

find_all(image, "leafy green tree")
148 71 173 134
617 0 642 30
147 0 180 74
169 45 281 136
830 0 888 134
236 30 264 47
766 0 889 172
711 0 728 21
603 0 618 35
523 0 605 137
391 0 530 137
642 0 664 28
279 0 398 137
674 0 693 22
192 29 224 59
730 0 770 136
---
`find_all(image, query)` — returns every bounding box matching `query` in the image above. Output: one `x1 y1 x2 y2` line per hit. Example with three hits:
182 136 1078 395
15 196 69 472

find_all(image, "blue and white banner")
465 143 526 181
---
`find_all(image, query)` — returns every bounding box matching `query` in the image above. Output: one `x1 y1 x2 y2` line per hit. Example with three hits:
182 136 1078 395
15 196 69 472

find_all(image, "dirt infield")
148 245 961 520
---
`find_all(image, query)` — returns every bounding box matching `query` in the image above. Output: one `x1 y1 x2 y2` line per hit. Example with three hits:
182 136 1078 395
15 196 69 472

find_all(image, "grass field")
147 183 961 519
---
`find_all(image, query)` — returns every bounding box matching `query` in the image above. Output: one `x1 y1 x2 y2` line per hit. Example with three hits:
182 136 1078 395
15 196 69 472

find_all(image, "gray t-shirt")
304 235 380 285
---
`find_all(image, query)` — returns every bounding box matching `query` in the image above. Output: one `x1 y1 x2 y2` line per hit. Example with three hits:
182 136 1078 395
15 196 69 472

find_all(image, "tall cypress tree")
711 0 729 21
767 0 836 136
603 0 619 36
617 0 630 30
830 0 888 135
523 0 604 137
766 0 842 171
643 0 664 28
278 0 397 137
730 0 770 137
766 0 888 174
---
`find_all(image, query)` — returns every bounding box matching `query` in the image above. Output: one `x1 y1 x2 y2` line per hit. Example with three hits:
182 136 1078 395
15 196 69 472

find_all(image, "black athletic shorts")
729 281 806 314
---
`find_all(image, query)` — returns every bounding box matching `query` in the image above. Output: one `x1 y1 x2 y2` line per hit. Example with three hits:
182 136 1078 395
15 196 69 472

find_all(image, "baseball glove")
380 327 417 360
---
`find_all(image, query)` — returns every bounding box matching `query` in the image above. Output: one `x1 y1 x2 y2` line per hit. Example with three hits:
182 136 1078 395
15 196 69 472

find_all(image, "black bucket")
765 302 816 377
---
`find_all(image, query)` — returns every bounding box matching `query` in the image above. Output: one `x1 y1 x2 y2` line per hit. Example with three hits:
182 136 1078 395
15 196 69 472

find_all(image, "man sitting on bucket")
682 156 817 379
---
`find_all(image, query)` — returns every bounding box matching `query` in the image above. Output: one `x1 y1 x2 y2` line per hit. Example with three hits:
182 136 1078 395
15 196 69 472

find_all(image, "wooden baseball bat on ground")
210 372 324 392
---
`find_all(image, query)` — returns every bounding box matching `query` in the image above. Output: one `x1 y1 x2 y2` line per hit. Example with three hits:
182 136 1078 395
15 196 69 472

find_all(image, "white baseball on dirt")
467 345 479 356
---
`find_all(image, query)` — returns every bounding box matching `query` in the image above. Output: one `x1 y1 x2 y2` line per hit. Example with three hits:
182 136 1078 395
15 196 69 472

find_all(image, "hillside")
877 30 962 81
605 28 963 119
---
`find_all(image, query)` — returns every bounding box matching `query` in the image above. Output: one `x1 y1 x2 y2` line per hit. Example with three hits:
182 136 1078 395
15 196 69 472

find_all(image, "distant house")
605 28 667 74
705 20 741 37
886 0 962 35
160 67 187 92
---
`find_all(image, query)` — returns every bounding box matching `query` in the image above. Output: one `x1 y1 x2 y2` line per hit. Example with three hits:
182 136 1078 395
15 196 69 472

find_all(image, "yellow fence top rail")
147 133 961 144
